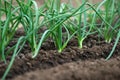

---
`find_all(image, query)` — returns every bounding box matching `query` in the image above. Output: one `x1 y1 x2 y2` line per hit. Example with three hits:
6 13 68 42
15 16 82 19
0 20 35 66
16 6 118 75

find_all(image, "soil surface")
0 28 120 80
13 58 120 80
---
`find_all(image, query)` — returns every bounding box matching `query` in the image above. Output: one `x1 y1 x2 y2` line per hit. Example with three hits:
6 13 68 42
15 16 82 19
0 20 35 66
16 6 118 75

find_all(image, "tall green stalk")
15 0 42 56
0 0 20 62
32 0 87 57
77 0 87 48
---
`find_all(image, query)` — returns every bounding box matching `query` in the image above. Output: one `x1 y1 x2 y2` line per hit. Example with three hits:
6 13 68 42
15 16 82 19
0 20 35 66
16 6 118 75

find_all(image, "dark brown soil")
13 58 120 80
0 28 120 80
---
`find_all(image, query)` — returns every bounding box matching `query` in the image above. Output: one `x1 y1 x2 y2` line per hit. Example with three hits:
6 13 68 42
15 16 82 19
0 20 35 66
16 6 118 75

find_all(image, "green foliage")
0 0 120 79
0 0 21 62
94 0 120 43
15 0 40 56
33 0 87 55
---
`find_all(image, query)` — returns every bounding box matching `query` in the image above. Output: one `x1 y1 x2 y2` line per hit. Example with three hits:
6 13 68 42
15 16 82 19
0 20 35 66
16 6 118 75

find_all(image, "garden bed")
0 0 120 80
0 29 120 80
13 58 120 80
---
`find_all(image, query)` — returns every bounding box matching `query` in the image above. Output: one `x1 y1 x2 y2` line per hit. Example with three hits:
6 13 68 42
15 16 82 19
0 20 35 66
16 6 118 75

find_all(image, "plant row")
0 0 120 79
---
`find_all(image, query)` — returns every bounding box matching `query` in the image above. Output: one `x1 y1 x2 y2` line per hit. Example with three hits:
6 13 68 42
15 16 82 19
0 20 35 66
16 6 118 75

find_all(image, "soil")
13 58 120 80
0 28 120 80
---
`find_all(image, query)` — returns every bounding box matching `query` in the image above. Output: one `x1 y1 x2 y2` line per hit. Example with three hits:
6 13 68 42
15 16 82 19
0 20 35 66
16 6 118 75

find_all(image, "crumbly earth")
0 28 120 80
13 58 120 80
1 1 118 80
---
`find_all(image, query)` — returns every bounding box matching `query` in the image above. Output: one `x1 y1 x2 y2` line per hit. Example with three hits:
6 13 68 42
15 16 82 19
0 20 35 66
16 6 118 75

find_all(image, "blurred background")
35 0 103 6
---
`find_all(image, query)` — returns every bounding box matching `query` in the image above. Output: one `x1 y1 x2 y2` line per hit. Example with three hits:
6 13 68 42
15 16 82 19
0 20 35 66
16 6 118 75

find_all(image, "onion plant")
73 0 87 49
15 0 45 57
94 0 119 43
66 1 102 49
2 37 26 80
0 0 45 79
102 0 118 43
0 0 27 79
88 0 120 59
1 0 120 79
105 0 120 60
32 0 87 58
74 0 89 48
43 0 73 53
0 0 21 62
106 30 120 60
